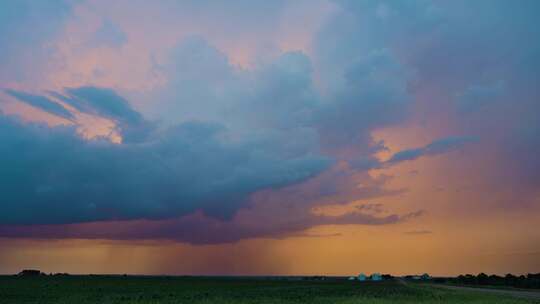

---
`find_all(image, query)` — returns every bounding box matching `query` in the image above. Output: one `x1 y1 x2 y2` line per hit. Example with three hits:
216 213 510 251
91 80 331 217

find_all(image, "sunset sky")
1 0 539 276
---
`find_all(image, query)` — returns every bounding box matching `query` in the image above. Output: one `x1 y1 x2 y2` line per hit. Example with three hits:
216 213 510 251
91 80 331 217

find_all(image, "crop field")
0 276 538 304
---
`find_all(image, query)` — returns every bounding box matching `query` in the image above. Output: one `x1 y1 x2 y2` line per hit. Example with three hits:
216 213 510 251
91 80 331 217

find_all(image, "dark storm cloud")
4 89 75 121
58 87 154 142
59 87 143 125
387 136 478 163
0 96 330 225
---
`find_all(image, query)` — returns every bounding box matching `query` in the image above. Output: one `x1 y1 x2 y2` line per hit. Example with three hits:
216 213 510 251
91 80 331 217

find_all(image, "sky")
0 0 539 276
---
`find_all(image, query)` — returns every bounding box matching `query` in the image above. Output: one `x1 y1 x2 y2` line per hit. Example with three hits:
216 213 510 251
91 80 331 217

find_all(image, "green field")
0 276 537 304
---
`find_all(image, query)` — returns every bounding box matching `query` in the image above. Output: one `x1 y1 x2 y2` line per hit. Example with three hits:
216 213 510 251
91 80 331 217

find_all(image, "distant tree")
464 274 476 285
526 273 540 288
451 273 539 289
18 269 43 276
488 274 502 286
477 273 489 284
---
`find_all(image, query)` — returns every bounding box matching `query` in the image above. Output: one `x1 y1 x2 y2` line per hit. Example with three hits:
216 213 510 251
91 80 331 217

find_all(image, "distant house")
371 273 382 281
358 273 367 281
18 269 43 276
348 276 356 281
410 273 430 281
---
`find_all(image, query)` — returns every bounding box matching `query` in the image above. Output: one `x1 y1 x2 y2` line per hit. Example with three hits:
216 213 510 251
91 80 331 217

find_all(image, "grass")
0 276 538 304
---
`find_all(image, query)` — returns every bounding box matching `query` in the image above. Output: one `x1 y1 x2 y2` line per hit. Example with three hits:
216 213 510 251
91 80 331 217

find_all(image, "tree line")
433 273 540 289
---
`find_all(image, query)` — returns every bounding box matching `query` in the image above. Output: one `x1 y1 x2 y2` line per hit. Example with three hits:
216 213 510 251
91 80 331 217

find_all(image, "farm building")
411 273 431 281
371 273 382 281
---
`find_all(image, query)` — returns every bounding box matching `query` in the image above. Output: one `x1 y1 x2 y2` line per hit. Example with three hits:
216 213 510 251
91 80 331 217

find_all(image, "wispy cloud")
387 136 478 164
5 90 75 121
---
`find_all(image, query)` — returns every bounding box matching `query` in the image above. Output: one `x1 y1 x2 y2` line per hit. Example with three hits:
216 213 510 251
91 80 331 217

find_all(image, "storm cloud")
0 92 330 224
0 0 539 245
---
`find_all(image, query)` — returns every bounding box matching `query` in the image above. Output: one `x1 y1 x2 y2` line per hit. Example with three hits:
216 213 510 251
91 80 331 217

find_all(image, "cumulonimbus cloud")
0 87 331 225
2 0 539 245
